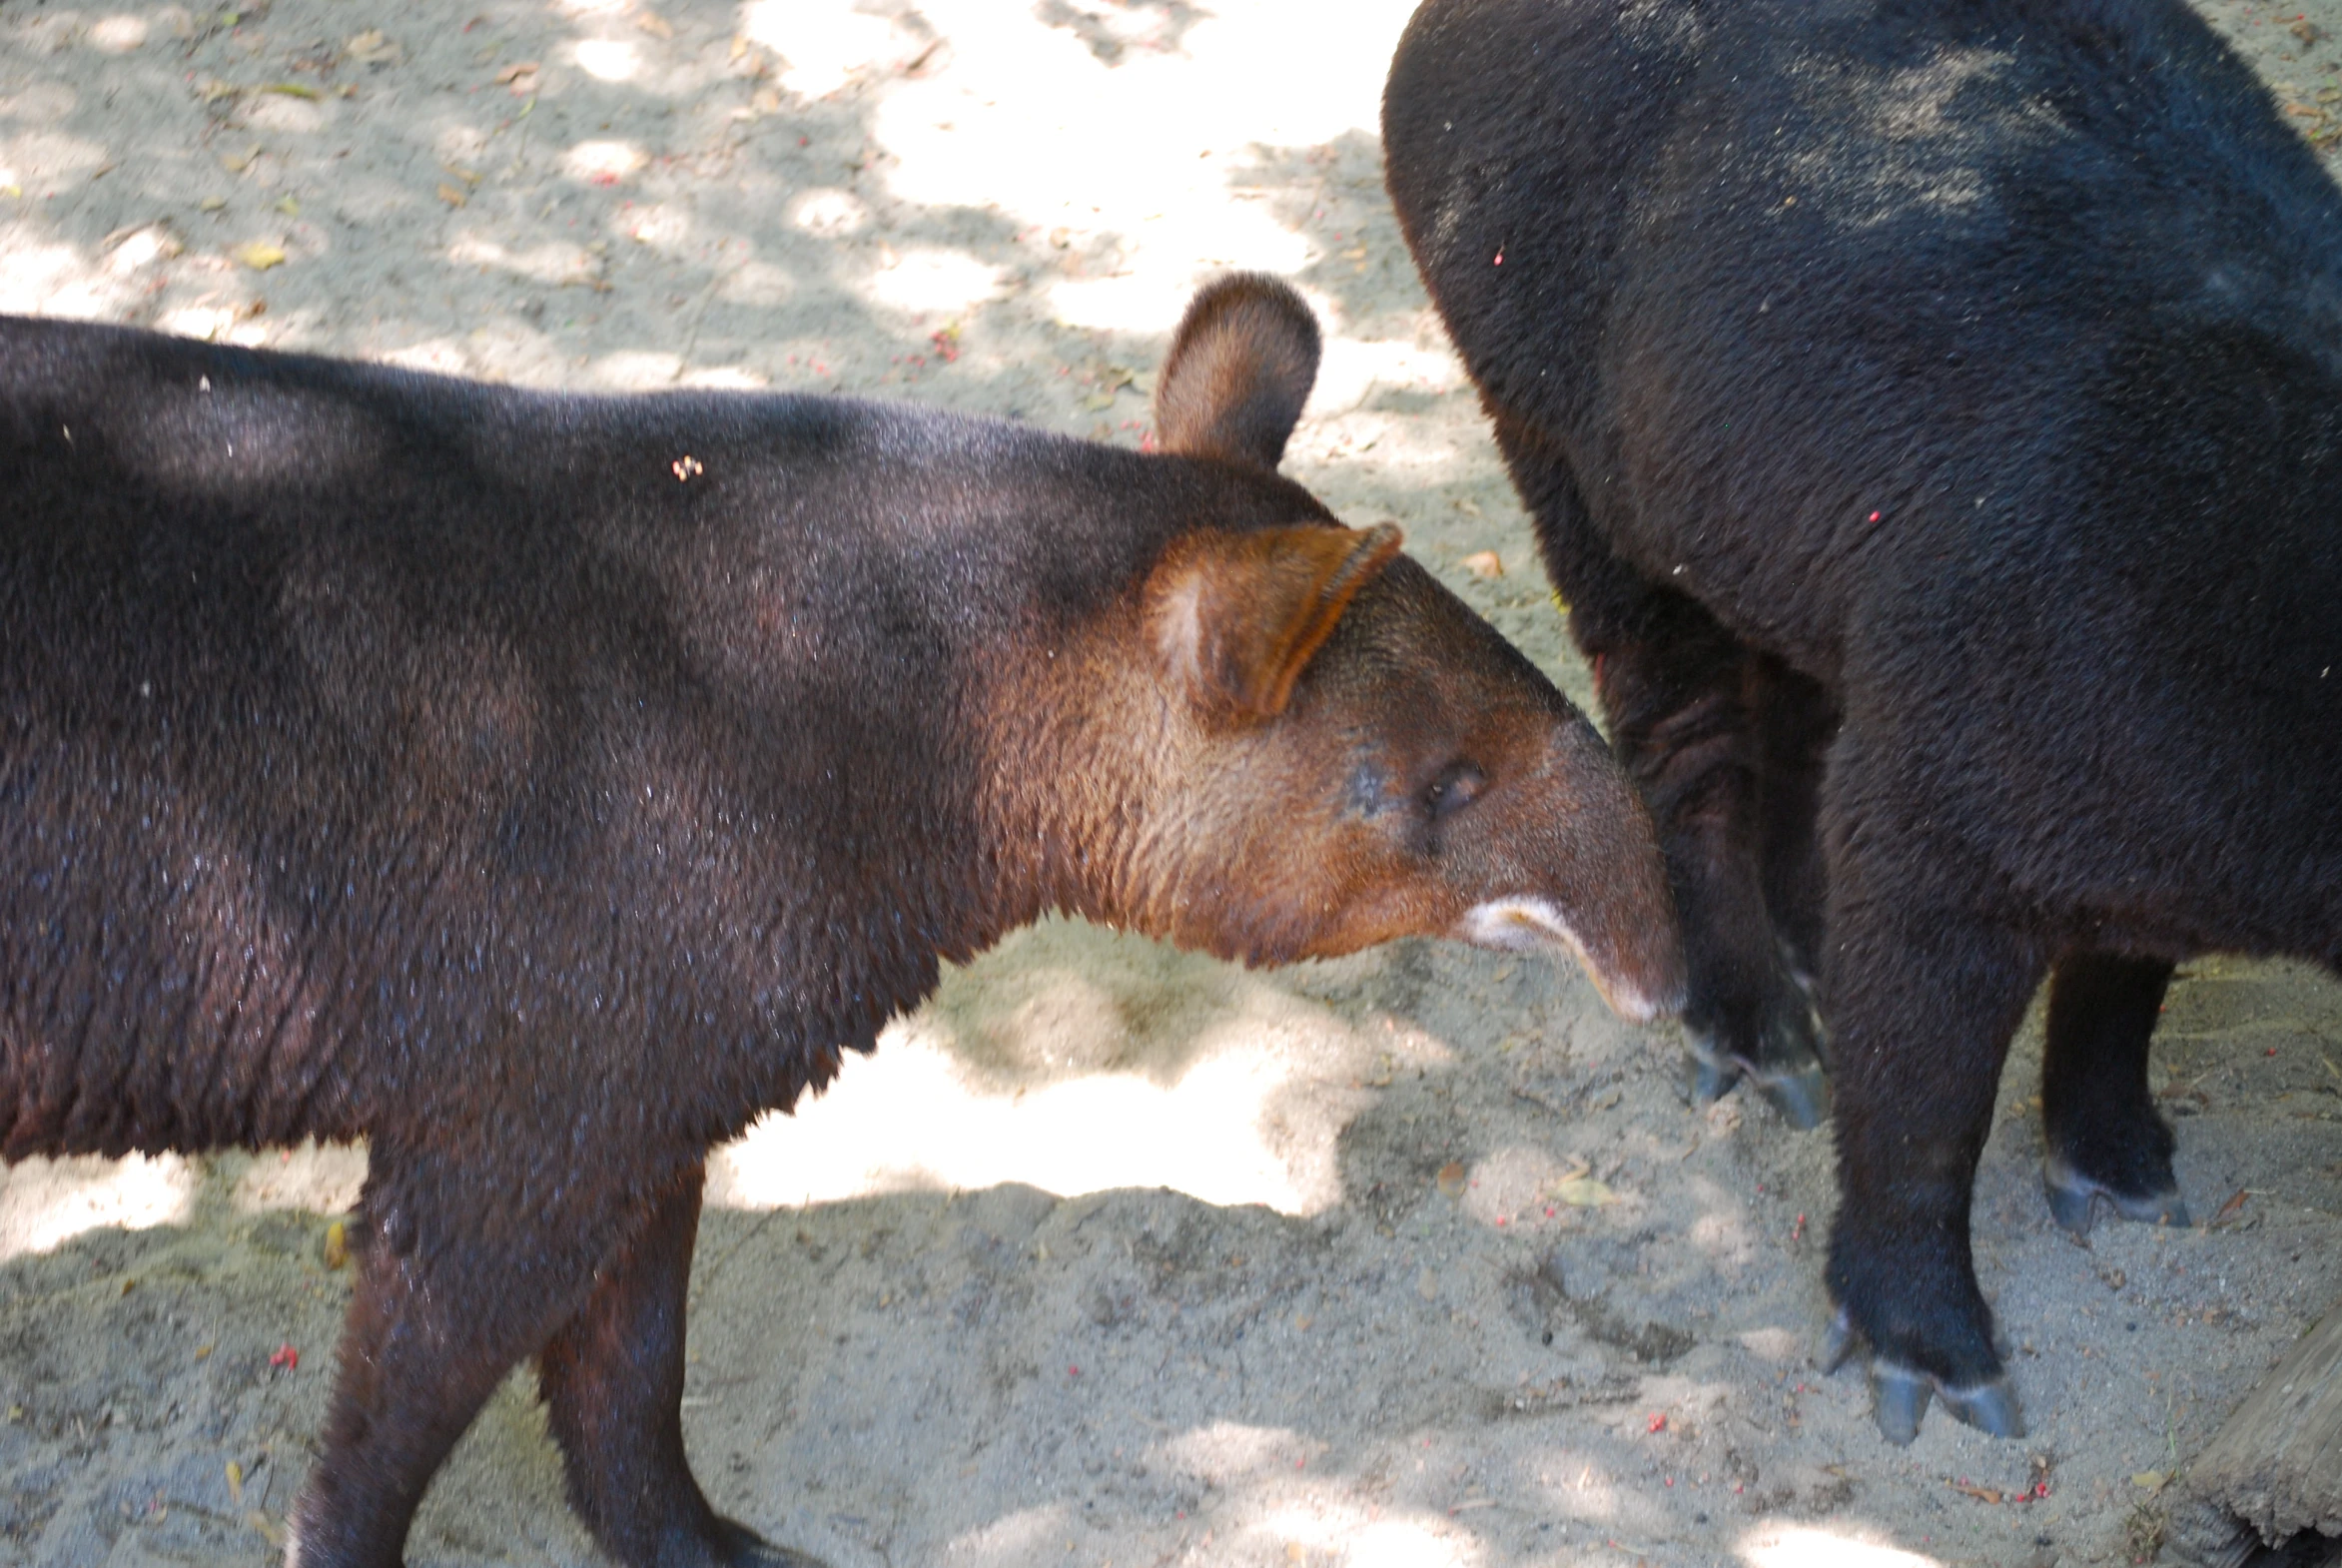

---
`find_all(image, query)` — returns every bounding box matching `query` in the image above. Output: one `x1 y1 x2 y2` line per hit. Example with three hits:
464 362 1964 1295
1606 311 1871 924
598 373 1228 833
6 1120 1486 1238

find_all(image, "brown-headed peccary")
1385 0 2342 1442
0 276 1681 1566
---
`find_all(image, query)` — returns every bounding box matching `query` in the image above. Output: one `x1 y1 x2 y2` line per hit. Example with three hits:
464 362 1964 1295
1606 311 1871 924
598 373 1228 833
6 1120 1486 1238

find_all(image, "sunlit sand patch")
867 246 1005 316
571 38 641 83
843 0 1427 357
713 1021 1356 1214
1457 1144 1610 1227
561 139 647 185
678 366 768 391
711 935 1422 1215
1309 337 1468 414
585 349 684 389
446 232 601 288
1742 1525 1949 1568
1152 1420 1299 1485
156 305 239 342
1254 1501 1483 1568
1336 1519 1482 1568
739 0 923 101
102 225 173 279
231 1142 368 1214
1148 1432 1487 1566
244 93 324 134
380 338 473 376
1531 1450 1629 1523
0 1154 196 1261
0 241 107 315
1737 1326 1806 1363
943 1501 1073 1565
88 15 151 53
620 202 692 251
1048 270 1233 337
789 188 868 237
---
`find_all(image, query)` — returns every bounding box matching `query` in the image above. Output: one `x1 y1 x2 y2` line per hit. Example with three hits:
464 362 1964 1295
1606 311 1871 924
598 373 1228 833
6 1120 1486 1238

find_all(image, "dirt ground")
4 1 2342 1565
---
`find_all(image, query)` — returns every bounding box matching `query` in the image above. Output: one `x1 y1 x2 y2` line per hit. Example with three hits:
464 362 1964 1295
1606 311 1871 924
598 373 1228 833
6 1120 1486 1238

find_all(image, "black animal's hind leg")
1821 852 2045 1443
1753 656 1837 995
2040 952 2187 1234
539 1165 825 1568
1495 418 1827 1128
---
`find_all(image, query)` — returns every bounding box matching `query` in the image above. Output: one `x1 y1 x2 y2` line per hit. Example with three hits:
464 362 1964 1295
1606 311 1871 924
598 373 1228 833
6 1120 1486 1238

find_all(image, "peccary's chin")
1455 895 1685 1025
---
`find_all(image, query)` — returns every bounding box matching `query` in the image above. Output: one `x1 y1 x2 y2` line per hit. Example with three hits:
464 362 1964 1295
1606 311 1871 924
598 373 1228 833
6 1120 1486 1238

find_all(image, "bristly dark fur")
0 322 1190 1165
1385 0 2342 1442
0 276 1681 1565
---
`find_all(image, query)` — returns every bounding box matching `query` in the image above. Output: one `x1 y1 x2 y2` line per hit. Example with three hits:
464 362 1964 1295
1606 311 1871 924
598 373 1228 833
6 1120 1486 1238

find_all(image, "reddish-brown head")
992 275 1684 1022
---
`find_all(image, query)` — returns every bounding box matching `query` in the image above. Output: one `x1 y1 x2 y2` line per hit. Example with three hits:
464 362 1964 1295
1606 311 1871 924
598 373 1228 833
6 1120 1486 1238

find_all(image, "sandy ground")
4 1 2342 1565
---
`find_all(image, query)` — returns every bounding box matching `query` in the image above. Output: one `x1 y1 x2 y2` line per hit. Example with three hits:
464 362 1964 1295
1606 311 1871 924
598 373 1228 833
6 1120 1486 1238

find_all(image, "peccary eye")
1425 762 1486 820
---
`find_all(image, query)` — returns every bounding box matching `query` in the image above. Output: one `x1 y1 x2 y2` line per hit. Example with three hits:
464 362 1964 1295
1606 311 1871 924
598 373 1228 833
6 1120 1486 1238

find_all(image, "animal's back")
0 317 1202 1162
1386 0 2342 927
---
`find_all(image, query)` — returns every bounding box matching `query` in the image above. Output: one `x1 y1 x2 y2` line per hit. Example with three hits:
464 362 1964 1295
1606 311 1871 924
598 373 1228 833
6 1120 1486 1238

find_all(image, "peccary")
0 275 1680 1565
1385 0 2342 1441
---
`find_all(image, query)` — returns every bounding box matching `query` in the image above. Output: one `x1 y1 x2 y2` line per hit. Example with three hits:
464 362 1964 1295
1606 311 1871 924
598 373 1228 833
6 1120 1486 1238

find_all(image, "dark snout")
1453 717 1686 1023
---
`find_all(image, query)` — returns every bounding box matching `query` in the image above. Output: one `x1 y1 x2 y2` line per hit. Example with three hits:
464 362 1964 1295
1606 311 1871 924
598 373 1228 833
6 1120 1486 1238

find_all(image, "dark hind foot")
2042 1154 2191 1236
2039 953 2183 1235
713 1517 831 1568
1824 1308 2025 1444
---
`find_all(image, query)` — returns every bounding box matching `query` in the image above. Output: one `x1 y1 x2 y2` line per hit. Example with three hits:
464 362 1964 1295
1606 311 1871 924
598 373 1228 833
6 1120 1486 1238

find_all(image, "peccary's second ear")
1154 274 1322 469
1149 521 1404 718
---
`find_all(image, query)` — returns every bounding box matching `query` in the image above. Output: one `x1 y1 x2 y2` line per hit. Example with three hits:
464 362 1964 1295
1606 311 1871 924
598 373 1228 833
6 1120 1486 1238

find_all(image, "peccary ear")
1154 274 1322 469
1149 521 1404 718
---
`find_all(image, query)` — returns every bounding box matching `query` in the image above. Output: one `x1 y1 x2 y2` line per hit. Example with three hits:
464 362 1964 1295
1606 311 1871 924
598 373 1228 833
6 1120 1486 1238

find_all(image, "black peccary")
1385 0 2342 1442
0 275 1682 1566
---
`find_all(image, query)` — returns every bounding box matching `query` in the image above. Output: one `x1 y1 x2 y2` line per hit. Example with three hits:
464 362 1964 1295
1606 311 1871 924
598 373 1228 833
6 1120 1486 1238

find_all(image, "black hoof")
1748 1057 1830 1131
2042 1157 2191 1236
715 1517 832 1568
1872 1362 1932 1445
1827 1310 2025 1443
1822 1305 1858 1374
1939 1375 2026 1439
1869 1362 2024 1443
1681 1038 1829 1130
1682 1044 1743 1106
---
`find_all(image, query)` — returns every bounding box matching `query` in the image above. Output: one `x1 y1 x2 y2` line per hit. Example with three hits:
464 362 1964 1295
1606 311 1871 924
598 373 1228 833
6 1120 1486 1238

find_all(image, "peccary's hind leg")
1500 423 1828 1126
294 1151 612 1568
2040 951 2186 1234
538 1166 826 1568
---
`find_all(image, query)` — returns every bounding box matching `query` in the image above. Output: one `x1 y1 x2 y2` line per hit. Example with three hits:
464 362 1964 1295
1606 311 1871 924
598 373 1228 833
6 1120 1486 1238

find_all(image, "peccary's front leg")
538 1166 825 1568
2040 952 2187 1234
1494 416 1826 1128
1822 873 2044 1443
1752 656 1837 990
1588 598 1829 1128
